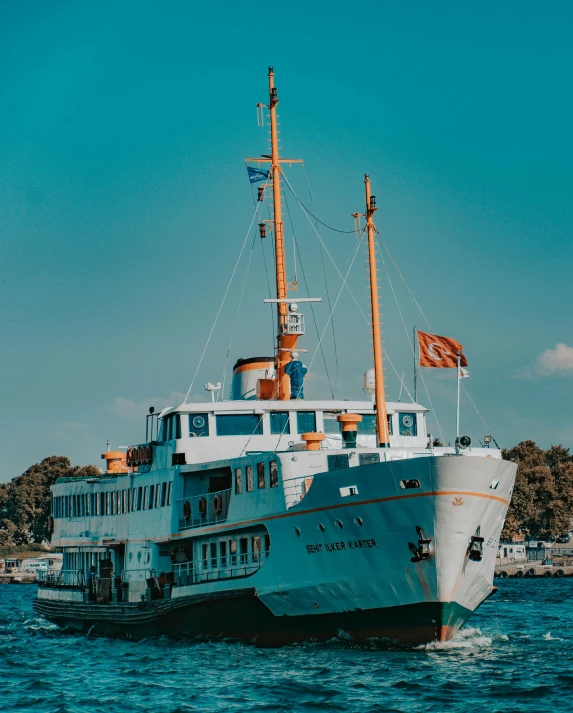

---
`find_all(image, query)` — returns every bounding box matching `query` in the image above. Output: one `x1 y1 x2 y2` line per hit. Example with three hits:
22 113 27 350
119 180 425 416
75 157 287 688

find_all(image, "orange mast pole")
268 67 297 400
365 175 390 447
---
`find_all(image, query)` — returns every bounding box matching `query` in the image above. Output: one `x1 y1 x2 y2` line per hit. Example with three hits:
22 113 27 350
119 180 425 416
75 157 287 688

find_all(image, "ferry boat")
34 68 517 645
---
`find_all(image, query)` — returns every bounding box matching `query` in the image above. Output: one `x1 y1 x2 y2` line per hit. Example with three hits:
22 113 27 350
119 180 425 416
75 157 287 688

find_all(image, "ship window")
399 413 417 437
174 414 181 439
161 482 167 507
100 492 105 516
327 454 349 471
189 413 209 438
359 453 380 466
270 411 290 435
318 523 325 533
220 541 227 568
122 490 127 514
323 412 341 436
252 536 261 562
143 486 149 510
235 468 243 494
257 462 266 489
293 527 301 537
297 411 316 434
354 516 364 527
230 539 237 566
149 485 155 509
335 519 344 529
110 491 116 515
166 416 172 441
246 465 254 492
357 414 393 436
216 414 263 436
167 481 172 506
202 544 208 570
117 491 121 514
270 460 278 488
210 542 218 568
105 492 111 515
240 538 249 565
137 487 143 511
265 535 271 556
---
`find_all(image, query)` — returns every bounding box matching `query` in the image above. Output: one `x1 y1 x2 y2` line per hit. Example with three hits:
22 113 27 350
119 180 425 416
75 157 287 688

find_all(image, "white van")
21 559 48 574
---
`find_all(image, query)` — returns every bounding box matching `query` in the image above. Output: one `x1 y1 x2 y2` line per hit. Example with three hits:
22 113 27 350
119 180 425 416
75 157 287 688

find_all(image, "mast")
364 175 390 447
268 68 296 400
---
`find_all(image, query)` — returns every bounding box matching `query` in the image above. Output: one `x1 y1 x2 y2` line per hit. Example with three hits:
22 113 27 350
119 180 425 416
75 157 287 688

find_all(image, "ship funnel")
232 357 276 400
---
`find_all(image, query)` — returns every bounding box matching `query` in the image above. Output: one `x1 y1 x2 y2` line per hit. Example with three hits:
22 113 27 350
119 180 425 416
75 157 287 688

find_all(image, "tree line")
1 443 572 546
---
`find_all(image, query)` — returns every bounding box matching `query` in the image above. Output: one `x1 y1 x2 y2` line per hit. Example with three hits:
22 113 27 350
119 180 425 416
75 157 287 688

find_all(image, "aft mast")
364 175 390 447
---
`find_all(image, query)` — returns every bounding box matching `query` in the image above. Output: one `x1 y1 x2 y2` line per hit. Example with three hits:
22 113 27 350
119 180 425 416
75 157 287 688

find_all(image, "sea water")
1 581 572 713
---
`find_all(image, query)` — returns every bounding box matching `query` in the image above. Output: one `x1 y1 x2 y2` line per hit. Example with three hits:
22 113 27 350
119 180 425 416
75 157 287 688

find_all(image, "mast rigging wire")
183 200 263 403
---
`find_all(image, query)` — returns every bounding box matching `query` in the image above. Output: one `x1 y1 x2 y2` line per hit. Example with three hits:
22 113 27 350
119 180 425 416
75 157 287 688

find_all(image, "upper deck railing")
176 488 232 531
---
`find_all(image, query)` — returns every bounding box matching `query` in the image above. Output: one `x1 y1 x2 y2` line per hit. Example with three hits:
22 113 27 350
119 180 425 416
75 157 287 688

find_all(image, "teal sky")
1 1 572 481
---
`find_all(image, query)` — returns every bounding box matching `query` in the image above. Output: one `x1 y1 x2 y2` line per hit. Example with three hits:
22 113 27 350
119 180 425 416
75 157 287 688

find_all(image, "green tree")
502 441 573 540
0 457 100 545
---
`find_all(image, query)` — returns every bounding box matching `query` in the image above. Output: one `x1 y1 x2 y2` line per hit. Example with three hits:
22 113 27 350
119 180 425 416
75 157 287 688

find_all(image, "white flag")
460 367 470 379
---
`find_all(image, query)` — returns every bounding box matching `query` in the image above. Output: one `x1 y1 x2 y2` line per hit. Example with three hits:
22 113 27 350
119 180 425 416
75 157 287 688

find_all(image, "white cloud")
110 391 187 422
520 343 573 378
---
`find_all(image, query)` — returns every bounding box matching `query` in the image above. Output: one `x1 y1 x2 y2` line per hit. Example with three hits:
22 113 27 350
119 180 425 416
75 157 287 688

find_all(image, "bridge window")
149 485 155 509
323 412 341 435
220 541 227 568
117 491 122 514
210 543 218 568
398 413 417 437
252 536 261 562
143 486 149 510
122 490 127 514
230 540 237 566
167 482 172 506
270 411 290 435
216 414 263 436
161 482 167 507
257 462 266 489
246 465 254 492
137 487 143 511
100 492 105 515
297 411 316 434
270 461 278 488
202 544 208 570
357 414 393 436
235 468 243 494
189 413 209 438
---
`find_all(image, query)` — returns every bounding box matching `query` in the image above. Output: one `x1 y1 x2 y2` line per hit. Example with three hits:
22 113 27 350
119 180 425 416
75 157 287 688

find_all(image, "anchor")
467 526 484 562
408 526 433 563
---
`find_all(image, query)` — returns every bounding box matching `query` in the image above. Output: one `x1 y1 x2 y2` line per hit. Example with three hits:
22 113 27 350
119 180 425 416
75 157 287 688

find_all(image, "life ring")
170 547 191 564
47 516 54 535
198 497 207 516
213 495 223 514
183 501 191 519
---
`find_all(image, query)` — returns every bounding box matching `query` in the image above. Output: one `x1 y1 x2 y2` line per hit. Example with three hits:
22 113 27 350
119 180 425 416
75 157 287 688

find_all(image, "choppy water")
1 582 572 712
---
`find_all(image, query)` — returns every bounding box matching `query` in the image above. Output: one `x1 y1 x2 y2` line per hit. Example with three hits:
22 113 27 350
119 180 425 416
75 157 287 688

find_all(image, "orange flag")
417 331 468 368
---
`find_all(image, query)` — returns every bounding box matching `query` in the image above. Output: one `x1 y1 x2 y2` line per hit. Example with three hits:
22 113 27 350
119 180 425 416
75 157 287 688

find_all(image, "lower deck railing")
173 551 268 588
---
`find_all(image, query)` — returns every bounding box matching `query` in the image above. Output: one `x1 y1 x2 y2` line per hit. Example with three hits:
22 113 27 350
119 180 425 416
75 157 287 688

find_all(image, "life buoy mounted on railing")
198 497 207 516
213 494 223 514
170 546 191 564
183 500 191 519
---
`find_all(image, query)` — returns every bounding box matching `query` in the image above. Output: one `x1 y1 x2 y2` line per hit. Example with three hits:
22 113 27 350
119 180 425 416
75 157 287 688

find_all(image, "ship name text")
306 538 378 555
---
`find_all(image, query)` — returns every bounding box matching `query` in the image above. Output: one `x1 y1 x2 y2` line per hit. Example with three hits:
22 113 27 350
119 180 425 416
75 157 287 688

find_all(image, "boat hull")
33 588 473 646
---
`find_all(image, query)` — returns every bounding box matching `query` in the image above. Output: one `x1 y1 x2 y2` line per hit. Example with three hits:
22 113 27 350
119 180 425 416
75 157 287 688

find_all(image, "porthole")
334 520 344 529
354 516 363 527
317 523 325 533
293 527 301 537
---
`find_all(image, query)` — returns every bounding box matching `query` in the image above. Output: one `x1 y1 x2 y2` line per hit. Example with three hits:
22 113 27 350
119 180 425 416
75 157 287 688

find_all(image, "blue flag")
247 166 270 183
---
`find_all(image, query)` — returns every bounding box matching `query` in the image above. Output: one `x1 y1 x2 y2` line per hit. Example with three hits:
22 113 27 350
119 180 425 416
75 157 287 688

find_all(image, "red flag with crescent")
417 331 468 368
